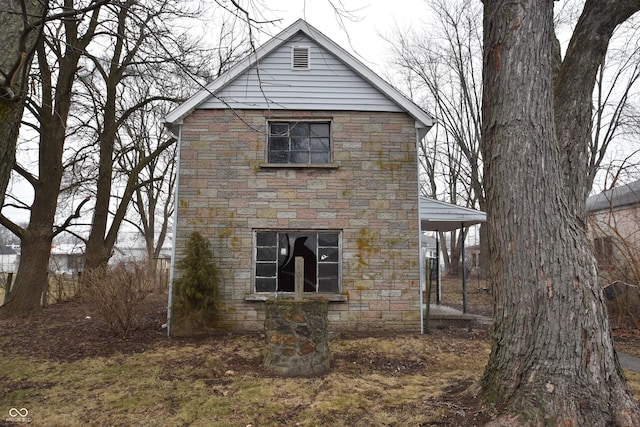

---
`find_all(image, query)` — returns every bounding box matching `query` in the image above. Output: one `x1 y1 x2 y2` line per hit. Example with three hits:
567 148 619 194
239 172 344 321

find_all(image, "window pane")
318 247 338 263
256 278 276 292
267 121 331 165
290 123 309 137
291 137 309 150
255 231 340 294
257 247 277 261
318 278 339 293
310 152 329 164
270 123 289 136
318 233 338 246
277 275 295 292
257 232 277 246
290 152 309 164
310 137 330 150
269 151 289 163
269 137 289 150
318 263 339 279
310 123 330 137
256 263 276 277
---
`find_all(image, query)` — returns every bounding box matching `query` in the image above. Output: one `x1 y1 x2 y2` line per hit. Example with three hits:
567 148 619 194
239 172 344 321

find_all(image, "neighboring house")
165 19 435 334
0 245 18 273
422 234 439 260
587 179 640 297
110 243 172 267
49 244 85 275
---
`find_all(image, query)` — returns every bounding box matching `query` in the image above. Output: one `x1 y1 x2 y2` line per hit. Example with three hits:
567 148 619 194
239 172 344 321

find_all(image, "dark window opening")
268 121 331 165
255 231 340 293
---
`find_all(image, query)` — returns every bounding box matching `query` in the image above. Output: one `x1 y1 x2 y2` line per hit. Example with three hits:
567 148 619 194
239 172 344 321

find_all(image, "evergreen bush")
171 232 222 335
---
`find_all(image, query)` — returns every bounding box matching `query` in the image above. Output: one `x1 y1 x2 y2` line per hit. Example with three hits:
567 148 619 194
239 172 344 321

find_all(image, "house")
0 245 18 273
587 179 640 304
422 234 439 260
165 19 435 335
49 244 85 275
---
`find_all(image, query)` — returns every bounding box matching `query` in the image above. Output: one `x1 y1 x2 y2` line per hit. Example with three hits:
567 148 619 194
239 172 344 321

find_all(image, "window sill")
244 293 348 302
259 163 339 169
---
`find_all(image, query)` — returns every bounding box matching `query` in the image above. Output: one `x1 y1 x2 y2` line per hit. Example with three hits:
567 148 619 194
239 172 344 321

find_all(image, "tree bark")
480 0 640 425
4 192 58 313
0 0 47 209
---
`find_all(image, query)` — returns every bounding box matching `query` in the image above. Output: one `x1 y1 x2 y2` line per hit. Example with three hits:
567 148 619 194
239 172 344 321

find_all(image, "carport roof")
420 197 486 232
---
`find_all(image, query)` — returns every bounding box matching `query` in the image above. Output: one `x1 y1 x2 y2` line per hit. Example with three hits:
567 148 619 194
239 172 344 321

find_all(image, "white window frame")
266 120 332 165
253 230 342 295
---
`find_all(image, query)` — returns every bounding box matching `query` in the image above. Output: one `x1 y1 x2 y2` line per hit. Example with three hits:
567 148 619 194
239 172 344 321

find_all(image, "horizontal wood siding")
200 34 404 112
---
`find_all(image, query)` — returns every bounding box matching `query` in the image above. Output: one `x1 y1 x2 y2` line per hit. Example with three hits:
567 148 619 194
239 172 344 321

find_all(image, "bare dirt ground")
0 279 639 426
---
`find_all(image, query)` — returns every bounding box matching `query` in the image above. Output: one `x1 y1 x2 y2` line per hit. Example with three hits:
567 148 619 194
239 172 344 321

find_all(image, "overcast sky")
251 0 432 75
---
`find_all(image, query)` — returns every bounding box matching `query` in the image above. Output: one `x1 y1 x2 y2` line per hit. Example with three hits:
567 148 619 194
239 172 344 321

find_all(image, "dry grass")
0 330 491 426
1 277 640 426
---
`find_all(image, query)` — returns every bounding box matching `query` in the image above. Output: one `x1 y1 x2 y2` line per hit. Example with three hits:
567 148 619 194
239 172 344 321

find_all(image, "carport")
418 197 487 333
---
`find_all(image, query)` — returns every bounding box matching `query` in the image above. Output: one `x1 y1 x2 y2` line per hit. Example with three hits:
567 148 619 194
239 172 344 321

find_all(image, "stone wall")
263 299 330 376
173 108 421 333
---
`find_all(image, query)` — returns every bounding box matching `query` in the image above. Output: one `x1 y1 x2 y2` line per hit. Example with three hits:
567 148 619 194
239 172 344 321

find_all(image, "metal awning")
418 196 487 333
420 197 486 231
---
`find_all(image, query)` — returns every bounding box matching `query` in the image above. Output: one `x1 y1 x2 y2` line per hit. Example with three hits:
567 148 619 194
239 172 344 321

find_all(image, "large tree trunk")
478 222 489 280
4 220 55 313
3 156 61 313
0 0 47 208
2 4 102 314
84 0 133 271
480 1 640 425
0 98 23 208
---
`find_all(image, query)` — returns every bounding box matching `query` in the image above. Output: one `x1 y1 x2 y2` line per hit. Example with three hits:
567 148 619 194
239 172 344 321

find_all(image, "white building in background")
422 234 439 259
0 246 19 273
49 243 85 275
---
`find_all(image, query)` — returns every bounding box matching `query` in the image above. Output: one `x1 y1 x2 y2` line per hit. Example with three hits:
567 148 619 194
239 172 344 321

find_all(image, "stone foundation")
263 299 330 376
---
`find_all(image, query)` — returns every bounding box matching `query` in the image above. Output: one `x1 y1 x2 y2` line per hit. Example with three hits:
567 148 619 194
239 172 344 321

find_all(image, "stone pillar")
263 299 330 376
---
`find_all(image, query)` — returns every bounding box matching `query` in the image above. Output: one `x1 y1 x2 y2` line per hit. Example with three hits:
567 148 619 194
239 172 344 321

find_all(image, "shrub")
171 232 222 336
82 263 154 337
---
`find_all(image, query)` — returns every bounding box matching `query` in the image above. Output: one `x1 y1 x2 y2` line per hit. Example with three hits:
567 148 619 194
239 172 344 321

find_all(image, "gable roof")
587 179 640 213
419 197 486 232
165 19 434 131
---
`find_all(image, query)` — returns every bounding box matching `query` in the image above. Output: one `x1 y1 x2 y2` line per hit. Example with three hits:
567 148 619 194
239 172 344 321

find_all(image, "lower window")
254 230 341 293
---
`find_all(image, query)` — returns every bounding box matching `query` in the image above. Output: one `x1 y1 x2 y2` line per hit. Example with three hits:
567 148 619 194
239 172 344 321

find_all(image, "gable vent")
292 46 310 70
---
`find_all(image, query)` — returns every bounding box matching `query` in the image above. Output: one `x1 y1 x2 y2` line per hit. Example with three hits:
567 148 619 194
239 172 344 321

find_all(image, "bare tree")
121 106 176 270
0 1 103 314
0 0 259 312
387 0 487 277
80 0 251 270
0 0 48 209
481 0 640 424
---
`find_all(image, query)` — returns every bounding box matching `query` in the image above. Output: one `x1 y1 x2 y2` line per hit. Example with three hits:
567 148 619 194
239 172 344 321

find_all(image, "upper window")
267 121 331 164
255 230 341 294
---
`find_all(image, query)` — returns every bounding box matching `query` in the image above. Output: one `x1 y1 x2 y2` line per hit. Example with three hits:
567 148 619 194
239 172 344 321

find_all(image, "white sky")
251 0 431 75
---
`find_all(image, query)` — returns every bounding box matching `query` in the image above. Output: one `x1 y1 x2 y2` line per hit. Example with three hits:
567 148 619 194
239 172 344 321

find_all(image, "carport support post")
461 223 467 313
436 235 441 304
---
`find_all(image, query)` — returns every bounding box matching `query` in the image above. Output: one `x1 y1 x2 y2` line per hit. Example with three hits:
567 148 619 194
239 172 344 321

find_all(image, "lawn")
0 279 639 426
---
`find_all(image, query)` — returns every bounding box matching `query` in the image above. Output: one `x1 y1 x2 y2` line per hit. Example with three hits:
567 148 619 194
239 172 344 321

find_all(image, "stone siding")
174 109 421 332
